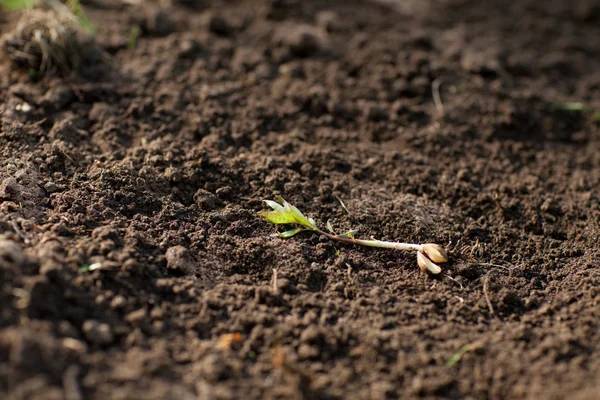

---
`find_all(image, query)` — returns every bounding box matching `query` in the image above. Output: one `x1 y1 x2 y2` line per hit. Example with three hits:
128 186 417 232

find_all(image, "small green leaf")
447 344 472 367
262 197 316 229
279 227 305 238
338 230 358 239
326 220 335 233
259 210 296 225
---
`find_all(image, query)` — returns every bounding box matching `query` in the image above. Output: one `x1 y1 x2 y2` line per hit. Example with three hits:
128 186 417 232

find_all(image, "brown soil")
1 0 600 399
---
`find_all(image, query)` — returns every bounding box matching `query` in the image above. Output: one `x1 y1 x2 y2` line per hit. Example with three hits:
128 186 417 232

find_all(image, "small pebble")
0 240 25 266
82 320 114 345
165 245 195 275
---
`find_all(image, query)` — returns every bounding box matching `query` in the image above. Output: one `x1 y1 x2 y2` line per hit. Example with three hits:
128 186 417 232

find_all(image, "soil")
1 0 600 399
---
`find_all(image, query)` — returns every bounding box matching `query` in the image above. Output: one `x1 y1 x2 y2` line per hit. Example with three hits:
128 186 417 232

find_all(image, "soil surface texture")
1 0 600 399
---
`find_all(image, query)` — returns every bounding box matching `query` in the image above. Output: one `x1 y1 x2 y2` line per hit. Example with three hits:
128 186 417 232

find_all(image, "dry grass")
1 9 94 75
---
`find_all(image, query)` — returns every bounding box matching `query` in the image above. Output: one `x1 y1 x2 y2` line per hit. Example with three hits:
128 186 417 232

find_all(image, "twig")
335 194 350 214
272 268 278 294
483 271 496 317
432 77 445 116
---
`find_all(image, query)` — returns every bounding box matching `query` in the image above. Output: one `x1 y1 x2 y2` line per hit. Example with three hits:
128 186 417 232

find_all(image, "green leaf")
289 205 313 227
262 197 317 229
259 210 296 225
1 0 38 11
338 230 358 239
279 227 305 238
326 220 335 233
264 199 285 212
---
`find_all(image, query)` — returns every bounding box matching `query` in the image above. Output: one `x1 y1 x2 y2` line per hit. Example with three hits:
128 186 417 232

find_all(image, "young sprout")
260 197 449 274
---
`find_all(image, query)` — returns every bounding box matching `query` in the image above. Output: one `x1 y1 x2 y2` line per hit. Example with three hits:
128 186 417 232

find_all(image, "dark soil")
1 0 600 399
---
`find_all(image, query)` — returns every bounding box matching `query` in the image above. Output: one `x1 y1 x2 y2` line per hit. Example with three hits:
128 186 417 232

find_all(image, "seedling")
260 197 449 274
551 101 600 121
127 25 141 50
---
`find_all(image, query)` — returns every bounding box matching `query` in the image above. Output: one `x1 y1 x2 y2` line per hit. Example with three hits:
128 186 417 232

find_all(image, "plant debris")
1 8 97 75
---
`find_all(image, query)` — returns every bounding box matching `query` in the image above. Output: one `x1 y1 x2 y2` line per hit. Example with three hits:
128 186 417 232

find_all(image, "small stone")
165 245 195 275
297 343 320 360
0 177 21 201
43 182 60 194
88 102 114 121
0 240 25 266
194 189 221 210
82 320 114 345
110 295 127 309
126 308 147 325
300 326 322 344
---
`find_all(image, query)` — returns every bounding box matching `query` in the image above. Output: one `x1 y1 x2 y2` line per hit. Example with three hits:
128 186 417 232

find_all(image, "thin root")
483 272 496 317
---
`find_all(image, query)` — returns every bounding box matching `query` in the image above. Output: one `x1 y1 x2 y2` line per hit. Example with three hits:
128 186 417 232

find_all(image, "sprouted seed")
260 196 449 274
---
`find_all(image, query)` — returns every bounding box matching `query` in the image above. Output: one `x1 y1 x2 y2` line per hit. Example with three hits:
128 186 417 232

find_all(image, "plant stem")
317 230 423 251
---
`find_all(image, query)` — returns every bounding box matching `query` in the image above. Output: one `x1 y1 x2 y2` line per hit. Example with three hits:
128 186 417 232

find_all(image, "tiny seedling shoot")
260 196 449 274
